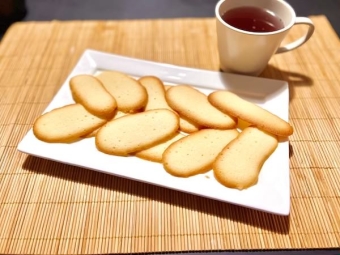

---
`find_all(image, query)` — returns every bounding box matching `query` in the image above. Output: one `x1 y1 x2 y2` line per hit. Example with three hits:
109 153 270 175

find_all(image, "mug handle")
276 17 315 54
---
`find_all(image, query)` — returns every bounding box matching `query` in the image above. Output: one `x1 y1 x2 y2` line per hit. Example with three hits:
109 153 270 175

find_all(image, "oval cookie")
70 74 117 119
213 126 278 190
163 129 239 177
33 104 107 143
95 109 179 156
208 90 293 137
165 85 236 129
96 71 148 113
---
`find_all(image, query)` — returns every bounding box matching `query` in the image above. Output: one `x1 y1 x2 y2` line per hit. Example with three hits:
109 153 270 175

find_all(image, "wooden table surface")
0 15 339 254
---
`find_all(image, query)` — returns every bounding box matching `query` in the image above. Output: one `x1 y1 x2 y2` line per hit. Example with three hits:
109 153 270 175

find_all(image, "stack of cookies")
33 71 293 190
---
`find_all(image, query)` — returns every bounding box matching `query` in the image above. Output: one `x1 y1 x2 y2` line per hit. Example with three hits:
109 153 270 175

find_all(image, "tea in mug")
221 6 284 33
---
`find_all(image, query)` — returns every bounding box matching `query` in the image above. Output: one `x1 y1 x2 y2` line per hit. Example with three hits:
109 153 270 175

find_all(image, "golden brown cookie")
165 85 236 129
213 126 278 190
69 74 116 119
95 109 179 156
208 90 293 137
33 104 107 143
163 129 239 177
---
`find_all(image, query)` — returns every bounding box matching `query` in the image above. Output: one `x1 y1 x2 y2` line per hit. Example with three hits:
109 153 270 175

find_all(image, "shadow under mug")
215 0 315 76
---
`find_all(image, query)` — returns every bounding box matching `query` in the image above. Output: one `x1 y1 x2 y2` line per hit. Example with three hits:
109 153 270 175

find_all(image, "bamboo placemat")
0 16 339 254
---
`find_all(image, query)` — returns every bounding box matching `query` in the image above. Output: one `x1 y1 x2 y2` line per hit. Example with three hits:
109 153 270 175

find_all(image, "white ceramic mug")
215 0 315 76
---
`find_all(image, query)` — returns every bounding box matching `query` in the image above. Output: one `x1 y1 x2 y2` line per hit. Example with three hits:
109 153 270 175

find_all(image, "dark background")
1 0 340 38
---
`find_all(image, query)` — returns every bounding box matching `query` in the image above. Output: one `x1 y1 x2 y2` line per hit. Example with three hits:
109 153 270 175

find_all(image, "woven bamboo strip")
0 16 339 253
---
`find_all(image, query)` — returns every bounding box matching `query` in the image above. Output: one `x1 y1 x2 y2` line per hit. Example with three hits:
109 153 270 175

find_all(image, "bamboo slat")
0 16 339 254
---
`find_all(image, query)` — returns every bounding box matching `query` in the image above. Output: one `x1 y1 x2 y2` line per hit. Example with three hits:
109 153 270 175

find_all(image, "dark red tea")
221 6 284 33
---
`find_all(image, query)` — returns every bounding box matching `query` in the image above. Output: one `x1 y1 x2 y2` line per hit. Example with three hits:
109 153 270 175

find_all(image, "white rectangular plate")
18 49 290 215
